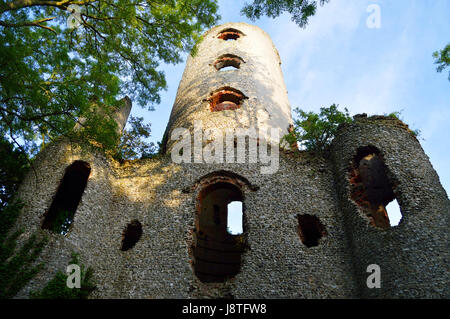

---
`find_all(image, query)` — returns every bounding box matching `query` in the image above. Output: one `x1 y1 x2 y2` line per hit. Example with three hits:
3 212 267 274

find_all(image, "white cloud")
272 0 364 69
263 0 419 117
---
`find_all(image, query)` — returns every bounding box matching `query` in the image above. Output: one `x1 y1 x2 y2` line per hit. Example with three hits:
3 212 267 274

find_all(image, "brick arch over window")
213 54 245 71
207 87 248 112
42 160 91 234
217 28 244 40
183 170 259 194
349 145 401 229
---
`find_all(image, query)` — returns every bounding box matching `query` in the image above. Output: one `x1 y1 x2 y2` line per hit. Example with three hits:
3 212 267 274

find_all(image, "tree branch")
0 0 94 14
0 17 57 33
0 105 69 122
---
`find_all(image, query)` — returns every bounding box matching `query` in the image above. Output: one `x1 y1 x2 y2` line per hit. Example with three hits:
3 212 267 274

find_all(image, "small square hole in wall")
296 214 327 248
121 220 143 251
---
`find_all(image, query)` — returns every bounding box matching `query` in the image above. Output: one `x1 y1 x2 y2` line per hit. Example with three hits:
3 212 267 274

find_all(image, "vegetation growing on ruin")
0 137 48 299
233 234 247 251
190 34 204 58
0 201 48 299
30 252 96 299
0 199 94 299
285 104 352 153
384 111 421 137
283 105 422 154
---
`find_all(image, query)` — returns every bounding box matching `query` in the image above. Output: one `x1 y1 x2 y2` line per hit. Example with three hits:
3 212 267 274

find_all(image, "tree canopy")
433 43 450 81
0 136 28 208
116 115 157 160
0 0 328 161
287 104 352 152
0 0 220 215
0 0 219 156
241 0 329 28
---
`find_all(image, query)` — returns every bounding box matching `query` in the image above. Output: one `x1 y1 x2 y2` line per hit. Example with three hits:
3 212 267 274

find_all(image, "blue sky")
130 0 450 215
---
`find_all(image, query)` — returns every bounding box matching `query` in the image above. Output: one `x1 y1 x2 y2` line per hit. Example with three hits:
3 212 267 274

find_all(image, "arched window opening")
297 214 327 247
349 146 403 229
214 54 244 71
227 201 243 235
42 161 91 235
217 28 243 41
208 87 245 112
121 220 143 251
193 182 245 283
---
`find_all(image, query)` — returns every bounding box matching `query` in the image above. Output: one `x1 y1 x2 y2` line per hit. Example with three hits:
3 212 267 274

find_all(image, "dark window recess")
349 146 401 229
208 87 246 112
217 28 243 40
121 220 143 251
297 214 327 247
42 161 91 235
193 182 245 283
213 54 244 71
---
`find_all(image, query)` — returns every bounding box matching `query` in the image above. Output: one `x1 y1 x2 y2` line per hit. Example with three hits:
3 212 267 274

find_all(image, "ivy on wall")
31 252 96 299
0 200 48 299
0 201 95 299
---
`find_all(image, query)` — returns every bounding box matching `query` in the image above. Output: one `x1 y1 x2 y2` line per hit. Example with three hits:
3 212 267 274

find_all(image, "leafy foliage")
433 43 450 81
384 110 421 138
30 252 96 299
0 136 30 209
49 210 73 235
0 201 48 299
289 104 352 152
0 128 46 300
385 111 402 120
0 0 219 156
241 0 329 28
116 116 158 160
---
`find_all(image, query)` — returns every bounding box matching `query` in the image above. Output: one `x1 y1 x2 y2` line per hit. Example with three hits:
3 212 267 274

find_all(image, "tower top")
162 22 292 153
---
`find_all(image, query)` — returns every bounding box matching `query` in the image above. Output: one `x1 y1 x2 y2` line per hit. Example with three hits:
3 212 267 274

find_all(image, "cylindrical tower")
161 22 292 153
331 115 450 298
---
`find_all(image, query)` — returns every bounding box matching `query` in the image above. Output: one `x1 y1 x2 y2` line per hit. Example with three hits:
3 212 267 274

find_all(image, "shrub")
289 104 352 152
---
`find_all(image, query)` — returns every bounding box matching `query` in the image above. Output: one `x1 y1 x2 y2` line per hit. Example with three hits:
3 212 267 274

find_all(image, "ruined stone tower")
161 22 292 154
12 23 449 299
